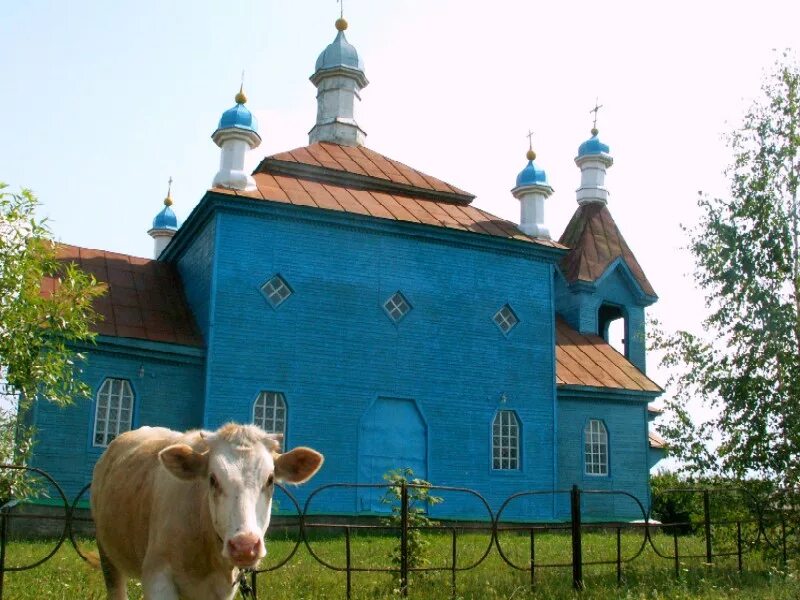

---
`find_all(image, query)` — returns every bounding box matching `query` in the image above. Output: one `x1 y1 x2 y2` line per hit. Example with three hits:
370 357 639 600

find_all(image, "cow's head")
158 423 323 568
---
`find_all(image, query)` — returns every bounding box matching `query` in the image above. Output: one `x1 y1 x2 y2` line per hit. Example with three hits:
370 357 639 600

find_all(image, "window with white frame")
253 391 287 436
93 378 134 447
492 410 520 470
584 419 609 475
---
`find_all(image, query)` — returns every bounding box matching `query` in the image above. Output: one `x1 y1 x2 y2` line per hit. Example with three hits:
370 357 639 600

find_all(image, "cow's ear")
274 447 323 484
159 444 209 480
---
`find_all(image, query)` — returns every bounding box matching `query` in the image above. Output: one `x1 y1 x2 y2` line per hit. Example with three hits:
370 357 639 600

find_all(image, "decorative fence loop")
0 468 795 600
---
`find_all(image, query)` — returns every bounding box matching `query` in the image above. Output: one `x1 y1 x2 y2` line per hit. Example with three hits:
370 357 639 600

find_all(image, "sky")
2 0 799 413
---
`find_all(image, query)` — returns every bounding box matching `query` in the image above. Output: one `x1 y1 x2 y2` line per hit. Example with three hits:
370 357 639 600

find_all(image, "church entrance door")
358 397 427 513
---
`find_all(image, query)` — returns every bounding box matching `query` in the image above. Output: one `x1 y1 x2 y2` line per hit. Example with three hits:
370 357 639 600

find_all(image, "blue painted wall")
555 262 649 372
176 216 216 340
556 391 651 521
189 205 560 519
29 341 205 501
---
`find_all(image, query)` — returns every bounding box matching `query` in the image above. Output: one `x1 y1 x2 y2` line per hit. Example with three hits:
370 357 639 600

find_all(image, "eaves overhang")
161 191 567 265
557 385 663 402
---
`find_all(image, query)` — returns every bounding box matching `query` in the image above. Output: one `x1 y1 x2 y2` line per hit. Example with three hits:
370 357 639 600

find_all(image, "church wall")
30 345 205 501
176 216 217 340
594 268 647 372
555 393 650 520
202 209 558 519
555 266 648 373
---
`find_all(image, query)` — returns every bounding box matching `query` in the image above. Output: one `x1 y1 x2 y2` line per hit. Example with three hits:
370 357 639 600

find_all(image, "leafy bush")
380 467 443 573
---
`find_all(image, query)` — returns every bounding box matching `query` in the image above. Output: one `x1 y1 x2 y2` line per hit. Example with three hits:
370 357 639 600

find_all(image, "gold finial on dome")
235 82 247 105
591 127 599 136
164 176 174 207
336 0 347 30
526 129 536 161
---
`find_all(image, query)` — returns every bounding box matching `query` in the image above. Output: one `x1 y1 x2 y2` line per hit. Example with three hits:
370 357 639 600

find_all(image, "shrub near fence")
0 465 797 600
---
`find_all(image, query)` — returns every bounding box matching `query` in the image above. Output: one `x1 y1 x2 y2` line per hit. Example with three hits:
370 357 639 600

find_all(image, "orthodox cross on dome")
164 176 173 206
590 98 603 135
525 129 536 160
337 0 343 18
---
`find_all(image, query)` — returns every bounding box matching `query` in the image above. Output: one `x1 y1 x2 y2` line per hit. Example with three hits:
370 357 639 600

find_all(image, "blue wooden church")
32 18 664 521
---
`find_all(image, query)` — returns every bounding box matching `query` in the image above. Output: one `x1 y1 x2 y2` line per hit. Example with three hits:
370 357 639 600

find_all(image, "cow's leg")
142 570 180 600
98 544 127 600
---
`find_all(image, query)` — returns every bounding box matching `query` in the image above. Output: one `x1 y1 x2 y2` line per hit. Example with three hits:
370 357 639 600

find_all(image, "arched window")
93 378 134 447
492 410 520 470
253 391 287 436
584 419 609 475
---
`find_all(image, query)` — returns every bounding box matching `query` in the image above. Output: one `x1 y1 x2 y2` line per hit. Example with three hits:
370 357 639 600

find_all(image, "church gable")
559 203 656 300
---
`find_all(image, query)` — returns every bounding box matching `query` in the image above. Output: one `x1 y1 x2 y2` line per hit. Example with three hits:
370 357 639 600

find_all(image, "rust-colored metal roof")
556 319 661 393
264 142 473 198
649 430 666 449
558 203 656 297
212 173 565 249
47 245 203 347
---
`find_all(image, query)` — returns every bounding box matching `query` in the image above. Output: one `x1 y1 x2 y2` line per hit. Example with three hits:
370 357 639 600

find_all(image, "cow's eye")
209 474 219 490
265 474 274 489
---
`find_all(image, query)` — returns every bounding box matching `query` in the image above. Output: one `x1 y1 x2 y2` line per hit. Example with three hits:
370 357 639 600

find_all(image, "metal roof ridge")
256 157 475 205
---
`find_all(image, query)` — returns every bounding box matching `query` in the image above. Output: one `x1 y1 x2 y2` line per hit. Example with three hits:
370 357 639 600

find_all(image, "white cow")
90 423 323 600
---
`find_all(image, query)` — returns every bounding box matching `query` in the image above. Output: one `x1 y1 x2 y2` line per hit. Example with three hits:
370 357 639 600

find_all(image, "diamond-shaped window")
383 292 412 323
493 304 519 334
261 275 293 308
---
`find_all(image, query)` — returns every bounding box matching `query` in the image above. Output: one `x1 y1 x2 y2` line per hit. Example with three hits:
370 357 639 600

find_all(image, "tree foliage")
654 54 800 485
0 183 103 486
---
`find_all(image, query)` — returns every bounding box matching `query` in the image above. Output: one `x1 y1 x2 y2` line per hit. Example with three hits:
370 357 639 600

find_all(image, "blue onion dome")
577 127 610 157
516 149 549 187
153 205 178 230
315 18 365 73
152 184 178 230
217 86 258 134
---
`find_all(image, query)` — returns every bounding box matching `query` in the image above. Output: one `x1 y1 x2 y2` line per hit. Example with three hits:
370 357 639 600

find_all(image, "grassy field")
1 528 798 599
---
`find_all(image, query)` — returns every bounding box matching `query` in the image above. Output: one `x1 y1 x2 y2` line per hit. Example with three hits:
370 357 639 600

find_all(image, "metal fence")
0 465 795 599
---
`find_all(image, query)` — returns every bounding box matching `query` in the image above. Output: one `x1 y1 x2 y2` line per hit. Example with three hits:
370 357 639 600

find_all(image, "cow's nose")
228 533 261 561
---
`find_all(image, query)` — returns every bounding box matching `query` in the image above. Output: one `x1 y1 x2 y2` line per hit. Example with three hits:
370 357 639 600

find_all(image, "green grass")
1 529 798 599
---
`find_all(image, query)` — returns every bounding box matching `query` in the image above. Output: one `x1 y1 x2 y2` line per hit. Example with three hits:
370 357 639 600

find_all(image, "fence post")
529 529 536 590
450 527 457 599
250 571 257 600
733 521 742 573
673 530 680 579
703 490 713 565
400 480 409 596
0 508 6 600
570 485 583 591
345 526 352 599
616 526 622 584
